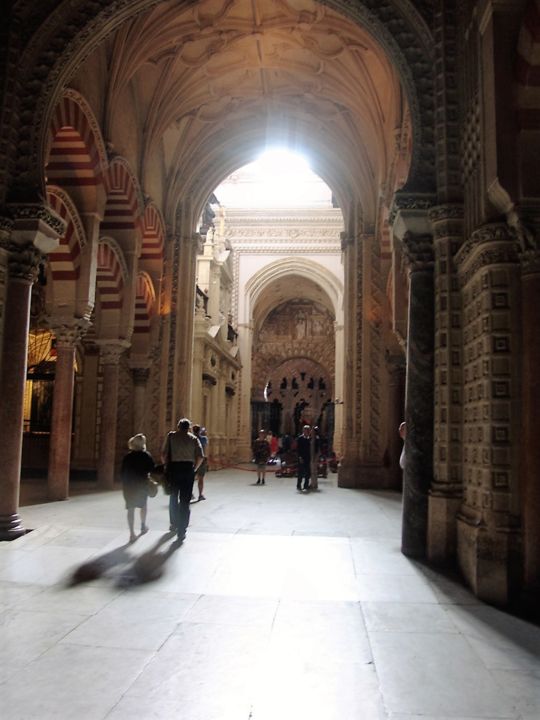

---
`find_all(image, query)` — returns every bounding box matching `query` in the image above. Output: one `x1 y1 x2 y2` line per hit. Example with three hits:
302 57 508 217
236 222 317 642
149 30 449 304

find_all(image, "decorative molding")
46 185 88 247
389 192 437 227
455 223 519 286
8 203 66 237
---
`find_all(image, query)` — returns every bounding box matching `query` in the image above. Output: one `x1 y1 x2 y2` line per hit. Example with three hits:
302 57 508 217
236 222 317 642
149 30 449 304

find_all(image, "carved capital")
4 242 43 282
97 339 130 365
402 233 434 273
46 316 91 348
389 192 436 234
8 203 65 254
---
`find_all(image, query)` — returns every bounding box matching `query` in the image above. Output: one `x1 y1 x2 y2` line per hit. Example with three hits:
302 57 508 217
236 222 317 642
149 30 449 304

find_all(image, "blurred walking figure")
192 424 208 500
162 419 204 543
121 434 155 543
252 429 271 485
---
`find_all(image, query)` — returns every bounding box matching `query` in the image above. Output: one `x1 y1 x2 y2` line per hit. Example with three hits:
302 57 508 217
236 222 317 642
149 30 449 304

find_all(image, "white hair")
128 433 146 452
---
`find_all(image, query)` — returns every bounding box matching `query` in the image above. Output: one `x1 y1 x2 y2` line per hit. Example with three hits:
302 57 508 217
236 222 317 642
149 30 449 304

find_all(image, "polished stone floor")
1 468 539 720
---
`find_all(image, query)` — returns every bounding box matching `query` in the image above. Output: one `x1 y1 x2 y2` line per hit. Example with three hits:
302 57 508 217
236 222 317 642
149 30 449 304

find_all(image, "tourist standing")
252 429 271 485
296 424 312 492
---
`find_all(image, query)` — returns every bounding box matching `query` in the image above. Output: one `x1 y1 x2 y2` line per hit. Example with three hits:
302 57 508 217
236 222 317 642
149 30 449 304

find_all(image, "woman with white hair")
121 433 155 543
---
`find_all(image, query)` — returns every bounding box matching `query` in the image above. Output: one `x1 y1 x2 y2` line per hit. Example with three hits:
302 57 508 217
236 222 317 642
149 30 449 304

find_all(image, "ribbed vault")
6 0 434 212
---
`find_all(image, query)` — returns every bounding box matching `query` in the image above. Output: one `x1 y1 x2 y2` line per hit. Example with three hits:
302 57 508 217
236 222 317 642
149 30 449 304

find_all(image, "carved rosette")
47 317 91 348
401 233 434 273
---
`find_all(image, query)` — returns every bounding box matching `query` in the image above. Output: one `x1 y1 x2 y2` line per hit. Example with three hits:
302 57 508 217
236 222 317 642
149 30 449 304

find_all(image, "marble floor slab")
0 469 537 719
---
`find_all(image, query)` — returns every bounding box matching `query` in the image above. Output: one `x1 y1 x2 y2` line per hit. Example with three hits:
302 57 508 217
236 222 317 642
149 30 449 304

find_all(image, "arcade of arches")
1 0 540 609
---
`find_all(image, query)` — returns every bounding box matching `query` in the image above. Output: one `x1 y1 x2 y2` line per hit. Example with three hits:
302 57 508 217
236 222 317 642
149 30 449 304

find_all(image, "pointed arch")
102 158 144 232
133 272 156 334
45 185 86 281
46 89 108 187
141 203 165 262
516 0 540 129
96 239 126 310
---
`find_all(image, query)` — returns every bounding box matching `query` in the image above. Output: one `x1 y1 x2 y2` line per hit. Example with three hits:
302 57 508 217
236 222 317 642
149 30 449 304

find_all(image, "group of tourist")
252 424 324 492
120 419 208 545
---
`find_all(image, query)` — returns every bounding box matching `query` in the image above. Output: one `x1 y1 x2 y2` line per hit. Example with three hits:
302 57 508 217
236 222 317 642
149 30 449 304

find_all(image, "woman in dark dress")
121 434 155 542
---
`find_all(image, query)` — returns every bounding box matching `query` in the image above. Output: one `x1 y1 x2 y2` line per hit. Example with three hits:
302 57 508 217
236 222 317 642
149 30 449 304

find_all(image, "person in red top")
270 433 279 459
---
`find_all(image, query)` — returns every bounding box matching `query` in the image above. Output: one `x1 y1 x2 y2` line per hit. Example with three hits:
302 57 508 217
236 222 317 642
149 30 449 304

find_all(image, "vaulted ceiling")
97 0 410 225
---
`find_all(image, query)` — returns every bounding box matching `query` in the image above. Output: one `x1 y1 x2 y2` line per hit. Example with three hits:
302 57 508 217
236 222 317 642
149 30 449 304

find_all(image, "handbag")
147 476 159 498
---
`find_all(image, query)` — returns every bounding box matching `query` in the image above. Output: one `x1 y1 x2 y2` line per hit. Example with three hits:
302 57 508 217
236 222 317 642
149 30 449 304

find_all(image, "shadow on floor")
67 532 181 589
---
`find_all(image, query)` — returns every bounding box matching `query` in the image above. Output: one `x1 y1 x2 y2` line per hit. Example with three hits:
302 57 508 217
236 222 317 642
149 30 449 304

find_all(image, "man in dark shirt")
296 424 312 492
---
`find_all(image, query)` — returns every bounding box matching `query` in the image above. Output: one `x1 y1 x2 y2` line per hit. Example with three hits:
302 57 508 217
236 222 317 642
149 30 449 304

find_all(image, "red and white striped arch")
102 158 143 232
46 186 85 281
516 0 540 129
96 240 126 310
134 272 156 334
141 204 165 262
46 89 107 186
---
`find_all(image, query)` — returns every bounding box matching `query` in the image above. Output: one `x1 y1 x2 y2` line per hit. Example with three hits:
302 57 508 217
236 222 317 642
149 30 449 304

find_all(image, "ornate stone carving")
402 233 434 273
519 249 540 276
46 316 91 347
131 367 150 384
8 203 66 238
4 242 43 282
97 339 130 365
389 192 437 227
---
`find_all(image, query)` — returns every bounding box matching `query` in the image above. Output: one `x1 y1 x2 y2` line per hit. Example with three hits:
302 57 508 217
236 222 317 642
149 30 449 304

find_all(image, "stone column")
401 233 435 558
47 318 90 501
174 233 203 417
96 341 129 488
520 248 540 592
129 364 150 434
428 204 464 563
0 241 42 537
0 208 61 539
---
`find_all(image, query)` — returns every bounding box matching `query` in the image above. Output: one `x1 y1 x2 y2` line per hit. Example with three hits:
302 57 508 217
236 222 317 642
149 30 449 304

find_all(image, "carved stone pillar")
428 204 464 563
519 247 540 592
0 207 62 539
129 364 150 435
337 232 361 486
47 318 90 501
455 223 520 604
401 233 435 558
175 233 203 418
96 341 129 489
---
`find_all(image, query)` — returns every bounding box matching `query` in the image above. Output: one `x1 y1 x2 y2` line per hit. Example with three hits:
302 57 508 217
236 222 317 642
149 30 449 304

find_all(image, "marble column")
96 341 129 489
0 241 42 538
47 319 89 501
129 364 150 434
520 248 540 591
401 233 435 558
